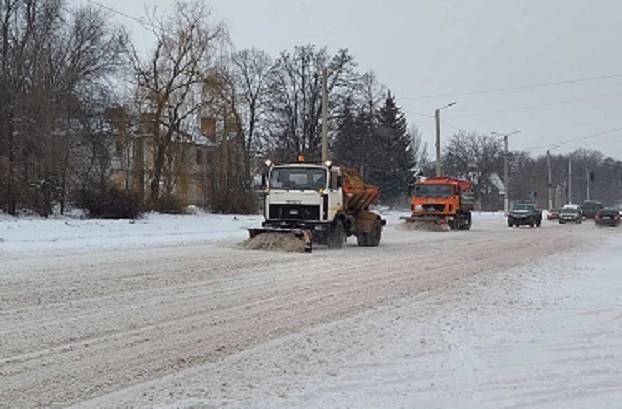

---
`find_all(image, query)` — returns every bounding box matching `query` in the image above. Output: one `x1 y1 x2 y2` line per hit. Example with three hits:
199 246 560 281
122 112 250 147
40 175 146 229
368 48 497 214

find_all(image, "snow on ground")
0 212 261 253
77 226 622 409
0 209 506 254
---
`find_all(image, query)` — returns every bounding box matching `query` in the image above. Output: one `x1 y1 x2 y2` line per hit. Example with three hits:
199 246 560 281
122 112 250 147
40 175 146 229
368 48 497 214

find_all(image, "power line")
404 111 434 119
400 73 622 100
440 120 467 133
86 0 157 32
452 92 622 119
525 127 622 152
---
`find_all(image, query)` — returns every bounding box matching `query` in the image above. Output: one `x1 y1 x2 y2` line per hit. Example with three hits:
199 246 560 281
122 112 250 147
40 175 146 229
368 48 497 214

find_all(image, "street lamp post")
492 130 521 216
547 149 552 210
546 145 560 210
434 101 456 176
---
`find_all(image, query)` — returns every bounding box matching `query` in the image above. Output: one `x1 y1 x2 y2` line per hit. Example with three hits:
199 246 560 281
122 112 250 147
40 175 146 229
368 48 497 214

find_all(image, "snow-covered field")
1 211 620 408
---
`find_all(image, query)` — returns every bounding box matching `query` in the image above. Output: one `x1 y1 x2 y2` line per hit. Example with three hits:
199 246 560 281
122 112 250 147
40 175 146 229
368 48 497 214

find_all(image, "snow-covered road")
1 213 619 408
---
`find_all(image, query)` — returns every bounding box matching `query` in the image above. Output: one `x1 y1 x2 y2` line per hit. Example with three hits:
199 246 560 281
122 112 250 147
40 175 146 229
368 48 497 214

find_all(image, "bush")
211 189 259 215
79 187 143 219
154 193 186 214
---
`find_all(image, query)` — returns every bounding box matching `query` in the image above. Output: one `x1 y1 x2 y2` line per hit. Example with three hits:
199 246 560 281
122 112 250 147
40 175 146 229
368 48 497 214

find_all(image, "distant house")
106 108 223 208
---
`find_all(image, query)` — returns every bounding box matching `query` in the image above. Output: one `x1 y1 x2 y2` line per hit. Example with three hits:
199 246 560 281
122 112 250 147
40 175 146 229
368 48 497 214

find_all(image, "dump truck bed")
341 168 380 213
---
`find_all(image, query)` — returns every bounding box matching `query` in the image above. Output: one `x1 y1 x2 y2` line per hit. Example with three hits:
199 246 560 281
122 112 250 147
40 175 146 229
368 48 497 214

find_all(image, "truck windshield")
269 167 327 190
512 204 535 211
414 184 452 197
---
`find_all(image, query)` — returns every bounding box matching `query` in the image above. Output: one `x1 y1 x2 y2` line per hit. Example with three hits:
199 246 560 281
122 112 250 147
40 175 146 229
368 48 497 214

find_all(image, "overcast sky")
77 0 622 159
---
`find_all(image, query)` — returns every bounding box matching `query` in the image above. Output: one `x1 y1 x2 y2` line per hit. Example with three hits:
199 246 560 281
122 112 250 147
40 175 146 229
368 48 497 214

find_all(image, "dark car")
595 208 620 227
582 200 603 219
559 207 582 224
547 208 561 220
508 203 542 227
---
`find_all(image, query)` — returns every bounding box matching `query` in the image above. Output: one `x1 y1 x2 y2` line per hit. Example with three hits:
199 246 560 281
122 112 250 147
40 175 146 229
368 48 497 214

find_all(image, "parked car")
559 207 582 224
595 208 620 227
547 208 561 220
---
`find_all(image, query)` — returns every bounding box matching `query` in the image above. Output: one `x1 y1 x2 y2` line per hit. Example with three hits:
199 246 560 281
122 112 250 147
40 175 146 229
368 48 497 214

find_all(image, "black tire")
357 218 382 247
449 214 459 230
458 212 472 230
327 221 345 249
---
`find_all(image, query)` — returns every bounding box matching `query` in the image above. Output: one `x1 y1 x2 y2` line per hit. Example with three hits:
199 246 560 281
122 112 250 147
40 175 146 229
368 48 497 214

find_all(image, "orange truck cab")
408 176 474 230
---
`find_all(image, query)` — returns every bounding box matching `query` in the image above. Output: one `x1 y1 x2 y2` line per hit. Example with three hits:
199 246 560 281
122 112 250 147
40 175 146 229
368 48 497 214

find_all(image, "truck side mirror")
336 176 343 188
261 172 267 189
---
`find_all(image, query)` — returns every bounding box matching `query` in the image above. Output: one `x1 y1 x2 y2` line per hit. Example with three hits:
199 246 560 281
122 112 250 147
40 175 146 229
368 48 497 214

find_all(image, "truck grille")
269 204 320 220
421 204 445 212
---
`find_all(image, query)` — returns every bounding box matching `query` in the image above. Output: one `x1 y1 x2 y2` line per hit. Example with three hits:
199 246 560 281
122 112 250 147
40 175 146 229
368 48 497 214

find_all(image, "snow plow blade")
246 228 313 253
399 216 450 232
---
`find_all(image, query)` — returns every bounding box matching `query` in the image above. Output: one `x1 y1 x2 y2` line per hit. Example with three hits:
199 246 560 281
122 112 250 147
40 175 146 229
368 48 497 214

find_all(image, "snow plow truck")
248 160 386 252
402 176 474 230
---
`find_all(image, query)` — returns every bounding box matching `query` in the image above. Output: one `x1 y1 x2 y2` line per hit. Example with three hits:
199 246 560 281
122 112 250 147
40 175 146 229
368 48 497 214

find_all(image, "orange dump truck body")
407 176 474 229
340 168 380 215
410 176 473 216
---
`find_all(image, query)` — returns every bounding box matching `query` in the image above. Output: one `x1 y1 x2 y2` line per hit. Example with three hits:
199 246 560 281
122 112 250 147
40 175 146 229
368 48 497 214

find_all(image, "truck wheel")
458 213 471 230
368 219 382 246
357 218 382 247
327 222 345 249
450 214 460 230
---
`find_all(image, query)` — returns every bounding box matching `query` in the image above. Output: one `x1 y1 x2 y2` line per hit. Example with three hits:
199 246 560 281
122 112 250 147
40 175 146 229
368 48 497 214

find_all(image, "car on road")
547 208 561 220
582 200 603 219
559 207 582 224
508 203 542 227
595 208 620 227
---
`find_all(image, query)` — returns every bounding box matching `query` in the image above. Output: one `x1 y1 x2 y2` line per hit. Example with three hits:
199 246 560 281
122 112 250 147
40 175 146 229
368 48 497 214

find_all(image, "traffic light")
589 171 595 182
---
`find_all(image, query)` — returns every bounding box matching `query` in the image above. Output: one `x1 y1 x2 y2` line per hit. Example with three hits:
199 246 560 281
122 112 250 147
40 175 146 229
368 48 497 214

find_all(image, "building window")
196 150 203 165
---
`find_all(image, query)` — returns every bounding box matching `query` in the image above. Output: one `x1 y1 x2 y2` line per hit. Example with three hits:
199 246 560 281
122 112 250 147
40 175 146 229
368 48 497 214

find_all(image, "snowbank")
0 212 261 253
0 211 507 254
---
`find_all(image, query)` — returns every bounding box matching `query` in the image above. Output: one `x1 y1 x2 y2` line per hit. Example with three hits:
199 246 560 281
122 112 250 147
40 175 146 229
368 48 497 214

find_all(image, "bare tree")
132 0 227 204
443 132 502 205
409 124 429 171
226 48 273 179
261 46 357 162
0 0 127 215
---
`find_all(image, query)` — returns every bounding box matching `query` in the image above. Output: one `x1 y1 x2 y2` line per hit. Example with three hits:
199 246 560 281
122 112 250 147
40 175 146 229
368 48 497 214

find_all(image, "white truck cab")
254 162 384 249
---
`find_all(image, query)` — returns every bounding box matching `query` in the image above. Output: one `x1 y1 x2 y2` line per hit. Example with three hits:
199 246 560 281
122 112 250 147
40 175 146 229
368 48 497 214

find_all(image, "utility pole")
321 67 328 163
434 101 456 176
504 135 509 215
435 108 441 176
547 149 553 210
568 157 572 204
586 167 590 201
492 130 521 216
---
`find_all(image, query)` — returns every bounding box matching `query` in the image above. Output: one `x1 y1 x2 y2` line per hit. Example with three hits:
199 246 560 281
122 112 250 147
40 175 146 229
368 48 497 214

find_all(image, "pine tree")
333 97 375 175
333 97 359 167
369 91 415 202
